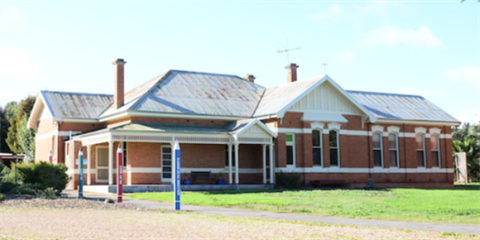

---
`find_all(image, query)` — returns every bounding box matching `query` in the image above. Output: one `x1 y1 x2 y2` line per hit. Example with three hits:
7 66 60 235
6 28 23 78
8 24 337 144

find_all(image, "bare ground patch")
0 198 477 239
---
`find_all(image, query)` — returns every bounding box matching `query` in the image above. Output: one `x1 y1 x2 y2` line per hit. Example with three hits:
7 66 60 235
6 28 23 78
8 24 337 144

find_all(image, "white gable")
39 104 52 120
234 119 276 139
238 124 269 138
288 81 363 115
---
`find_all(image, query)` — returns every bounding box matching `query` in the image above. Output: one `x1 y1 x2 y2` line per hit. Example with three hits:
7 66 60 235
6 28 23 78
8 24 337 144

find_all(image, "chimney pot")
243 74 256 83
285 63 299 83
112 58 126 109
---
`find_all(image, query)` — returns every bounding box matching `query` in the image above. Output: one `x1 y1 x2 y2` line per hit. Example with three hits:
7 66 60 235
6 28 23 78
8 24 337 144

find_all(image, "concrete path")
65 191 479 235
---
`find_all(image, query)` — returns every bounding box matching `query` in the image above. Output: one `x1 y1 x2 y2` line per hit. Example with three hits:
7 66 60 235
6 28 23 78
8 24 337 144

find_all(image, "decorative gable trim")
234 119 277 138
276 75 377 123
28 91 55 129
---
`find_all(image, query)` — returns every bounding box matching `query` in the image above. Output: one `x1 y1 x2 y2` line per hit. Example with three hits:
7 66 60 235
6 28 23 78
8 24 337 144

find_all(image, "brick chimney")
285 63 299 83
243 74 256 83
112 58 126 109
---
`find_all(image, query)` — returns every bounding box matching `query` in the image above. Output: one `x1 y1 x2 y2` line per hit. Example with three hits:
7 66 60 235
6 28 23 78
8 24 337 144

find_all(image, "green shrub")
0 162 26 184
0 163 4 176
0 182 16 193
275 170 302 189
12 183 40 195
0 193 5 201
36 187 58 199
17 162 70 195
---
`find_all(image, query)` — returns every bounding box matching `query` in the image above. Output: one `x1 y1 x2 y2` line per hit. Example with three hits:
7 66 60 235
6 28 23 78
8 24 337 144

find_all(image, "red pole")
49 151 53 163
117 144 123 203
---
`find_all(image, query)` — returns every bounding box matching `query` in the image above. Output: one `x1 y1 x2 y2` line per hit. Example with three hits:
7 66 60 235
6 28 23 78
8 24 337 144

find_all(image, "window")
224 145 236 167
329 130 339 167
312 130 322 166
416 134 426 167
373 132 383 167
431 134 441 168
388 133 399 167
286 134 295 166
162 145 172 179
123 142 128 167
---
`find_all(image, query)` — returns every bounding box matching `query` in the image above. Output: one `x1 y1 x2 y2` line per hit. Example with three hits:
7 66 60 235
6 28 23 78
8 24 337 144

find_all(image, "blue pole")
79 149 84 198
173 140 180 210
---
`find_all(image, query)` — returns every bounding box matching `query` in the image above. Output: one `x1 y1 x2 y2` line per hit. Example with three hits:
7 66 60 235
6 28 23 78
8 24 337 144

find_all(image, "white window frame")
388 132 400 168
122 142 128 168
286 133 295 168
416 134 426 168
430 134 441 168
372 131 383 168
95 146 109 183
161 144 172 183
312 129 323 167
328 130 340 168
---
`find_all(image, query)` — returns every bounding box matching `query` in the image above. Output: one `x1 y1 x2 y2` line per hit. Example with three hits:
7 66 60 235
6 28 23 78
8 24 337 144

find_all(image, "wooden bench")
310 180 346 188
191 171 216 184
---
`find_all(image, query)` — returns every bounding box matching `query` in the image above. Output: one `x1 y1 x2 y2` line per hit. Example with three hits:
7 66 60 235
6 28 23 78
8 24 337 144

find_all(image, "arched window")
416 134 426 167
329 130 339 167
373 132 383 167
312 130 322 166
431 134 441 168
388 133 399 167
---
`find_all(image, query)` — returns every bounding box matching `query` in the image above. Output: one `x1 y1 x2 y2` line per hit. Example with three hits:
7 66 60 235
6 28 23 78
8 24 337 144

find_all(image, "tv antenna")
277 38 301 63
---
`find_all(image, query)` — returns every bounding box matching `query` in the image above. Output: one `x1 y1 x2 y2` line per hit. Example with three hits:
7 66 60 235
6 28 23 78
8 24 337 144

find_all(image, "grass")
0 193 5 201
127 184 480 224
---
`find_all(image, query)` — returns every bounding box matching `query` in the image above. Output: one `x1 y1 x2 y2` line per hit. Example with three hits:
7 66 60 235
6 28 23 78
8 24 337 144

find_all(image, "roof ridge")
346 90 425 98
128 70 174 111
42 90 113 97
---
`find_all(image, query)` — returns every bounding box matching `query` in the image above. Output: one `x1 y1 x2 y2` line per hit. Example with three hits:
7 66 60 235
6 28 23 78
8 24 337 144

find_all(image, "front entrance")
161 144 172 183
96 147 109 183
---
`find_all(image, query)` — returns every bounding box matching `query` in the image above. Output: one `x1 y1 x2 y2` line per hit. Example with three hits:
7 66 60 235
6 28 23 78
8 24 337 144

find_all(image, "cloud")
334 49 354 62
0 7 24 29
361 25 443 48
455 108 480 125
0 47 40 79
309 4 342 20
444 65 479 86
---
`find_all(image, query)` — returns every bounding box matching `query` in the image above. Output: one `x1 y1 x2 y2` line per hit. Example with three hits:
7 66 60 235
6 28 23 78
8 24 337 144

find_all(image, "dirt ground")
0 197 477 239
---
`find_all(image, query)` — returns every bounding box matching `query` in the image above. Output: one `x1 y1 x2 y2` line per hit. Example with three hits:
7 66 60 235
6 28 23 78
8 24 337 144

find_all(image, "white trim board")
275 128 452 139
35 130 82 141
276 167 454 173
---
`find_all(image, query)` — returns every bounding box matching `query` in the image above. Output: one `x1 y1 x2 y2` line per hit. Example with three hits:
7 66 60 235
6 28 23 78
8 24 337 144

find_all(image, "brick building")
28 59 460 189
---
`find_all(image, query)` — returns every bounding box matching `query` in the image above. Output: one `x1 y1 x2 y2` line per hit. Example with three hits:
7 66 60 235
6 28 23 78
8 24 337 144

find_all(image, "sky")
0 0 479 124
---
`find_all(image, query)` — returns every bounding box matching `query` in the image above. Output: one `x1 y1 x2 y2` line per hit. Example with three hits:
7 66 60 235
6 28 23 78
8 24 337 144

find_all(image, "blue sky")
0 1 478 124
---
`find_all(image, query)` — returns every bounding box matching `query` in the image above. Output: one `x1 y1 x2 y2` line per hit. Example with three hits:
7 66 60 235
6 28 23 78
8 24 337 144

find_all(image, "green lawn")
127 185 480 224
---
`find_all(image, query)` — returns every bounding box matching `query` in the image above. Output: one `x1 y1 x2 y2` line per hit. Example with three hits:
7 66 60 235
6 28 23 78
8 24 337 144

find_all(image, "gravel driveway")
0 196 477 239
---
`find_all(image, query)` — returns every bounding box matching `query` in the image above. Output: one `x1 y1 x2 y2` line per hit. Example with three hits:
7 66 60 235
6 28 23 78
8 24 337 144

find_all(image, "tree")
0 107 11 153
5 97 36 156
5 101 19 153
17 115 35 161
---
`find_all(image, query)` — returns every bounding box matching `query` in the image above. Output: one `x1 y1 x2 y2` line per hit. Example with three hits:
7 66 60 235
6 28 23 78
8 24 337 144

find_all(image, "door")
161 145 172 183
96 147 109 183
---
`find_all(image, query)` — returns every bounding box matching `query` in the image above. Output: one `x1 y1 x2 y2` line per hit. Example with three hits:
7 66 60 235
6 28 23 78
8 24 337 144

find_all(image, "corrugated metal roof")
112 122 233 134
253 76 320 117
109 120 261 134
122 70 266 117
347 91 460 122
42 91 113 119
